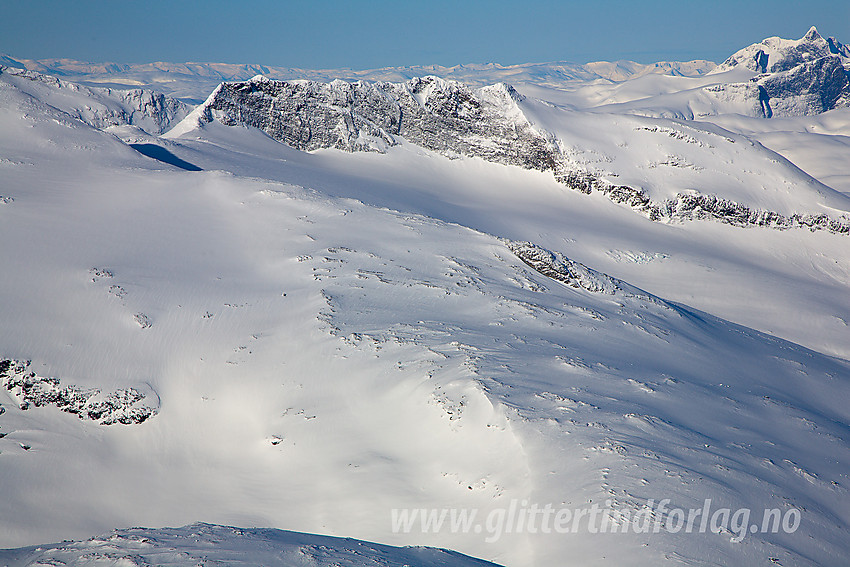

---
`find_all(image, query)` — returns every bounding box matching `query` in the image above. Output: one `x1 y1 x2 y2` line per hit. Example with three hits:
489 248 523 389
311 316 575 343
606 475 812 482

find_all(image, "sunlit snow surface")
1 33 850 567
0 523 501 567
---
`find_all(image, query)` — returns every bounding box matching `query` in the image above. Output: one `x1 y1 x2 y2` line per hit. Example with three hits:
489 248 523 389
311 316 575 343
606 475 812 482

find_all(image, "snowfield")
1 27 849 567
0 523 502 567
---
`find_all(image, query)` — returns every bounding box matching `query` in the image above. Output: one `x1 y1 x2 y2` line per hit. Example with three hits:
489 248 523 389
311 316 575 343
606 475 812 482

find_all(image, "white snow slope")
1 27 850 567
0 523 500 567
0 66 189 134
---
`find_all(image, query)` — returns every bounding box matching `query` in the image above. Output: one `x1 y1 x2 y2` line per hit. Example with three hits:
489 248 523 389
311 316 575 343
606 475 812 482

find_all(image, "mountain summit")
710 26 850 116
716 26 849 74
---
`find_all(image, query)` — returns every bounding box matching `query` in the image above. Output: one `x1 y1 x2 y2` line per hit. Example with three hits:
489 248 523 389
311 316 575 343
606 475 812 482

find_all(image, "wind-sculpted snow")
304 215 850 566
0 66 190 134
0 523 502 567
0 359 157 425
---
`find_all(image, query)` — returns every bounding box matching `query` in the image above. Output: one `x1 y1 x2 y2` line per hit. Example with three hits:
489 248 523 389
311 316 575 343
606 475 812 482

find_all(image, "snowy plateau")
0 26 849 567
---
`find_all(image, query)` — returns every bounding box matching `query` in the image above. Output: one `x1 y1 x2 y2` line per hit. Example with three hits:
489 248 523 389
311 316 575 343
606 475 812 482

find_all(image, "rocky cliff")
197 75 557 170
712 27 850 117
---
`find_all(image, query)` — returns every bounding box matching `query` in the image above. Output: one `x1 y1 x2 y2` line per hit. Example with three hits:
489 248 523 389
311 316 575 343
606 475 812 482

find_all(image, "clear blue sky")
1 0 848 68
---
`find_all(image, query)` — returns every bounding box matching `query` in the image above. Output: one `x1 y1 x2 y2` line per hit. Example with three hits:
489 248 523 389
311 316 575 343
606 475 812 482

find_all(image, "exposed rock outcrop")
0 358 158 425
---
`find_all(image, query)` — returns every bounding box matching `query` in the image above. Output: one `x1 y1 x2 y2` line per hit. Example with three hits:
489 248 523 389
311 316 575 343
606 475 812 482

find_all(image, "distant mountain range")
0 54 717 102
3 27 846 119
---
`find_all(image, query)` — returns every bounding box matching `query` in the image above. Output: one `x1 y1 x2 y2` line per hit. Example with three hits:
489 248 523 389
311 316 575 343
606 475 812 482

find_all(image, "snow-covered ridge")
0 66 190 134
0 523 501 567
177 74 850 234
6 59 845 235
0 359 158 426
559 28 850 120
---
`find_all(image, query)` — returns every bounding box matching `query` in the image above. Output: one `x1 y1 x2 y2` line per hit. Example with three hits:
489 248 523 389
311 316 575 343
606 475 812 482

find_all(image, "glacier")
0 26 849 567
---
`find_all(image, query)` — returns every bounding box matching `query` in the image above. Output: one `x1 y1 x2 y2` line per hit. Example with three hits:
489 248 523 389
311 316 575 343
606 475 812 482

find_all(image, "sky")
0 0 848 69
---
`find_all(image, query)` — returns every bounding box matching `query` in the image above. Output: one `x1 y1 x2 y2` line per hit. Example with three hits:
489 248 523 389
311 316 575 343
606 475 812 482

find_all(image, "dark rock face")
720 27 841 74
107 88 189 134
0 359 158 425
202 76 557 171
561 172 850 233
505 240 672 312
206 78 398 152
753 50 770 74
757 55 849 115
554 167 849 233
658 192 850 233
715 27 850 117
828 37 850 58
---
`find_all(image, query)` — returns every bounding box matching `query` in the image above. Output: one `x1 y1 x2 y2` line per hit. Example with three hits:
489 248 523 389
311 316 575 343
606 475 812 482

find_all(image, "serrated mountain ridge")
179 75 557 172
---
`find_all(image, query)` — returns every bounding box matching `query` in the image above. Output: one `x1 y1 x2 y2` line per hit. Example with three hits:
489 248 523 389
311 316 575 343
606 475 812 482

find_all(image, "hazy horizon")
1 0 848 69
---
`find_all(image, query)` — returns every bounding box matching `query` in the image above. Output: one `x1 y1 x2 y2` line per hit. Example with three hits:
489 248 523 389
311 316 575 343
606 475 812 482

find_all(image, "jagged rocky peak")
716 26 845 74
708 27 850 117
188 74 557 169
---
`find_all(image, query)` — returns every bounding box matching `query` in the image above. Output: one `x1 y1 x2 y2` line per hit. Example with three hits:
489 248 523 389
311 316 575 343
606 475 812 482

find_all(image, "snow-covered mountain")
711 26 850 117
169 73 850 233
0 66 190 134
2 26 850 567
715 26 849 76
554 27 850 120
